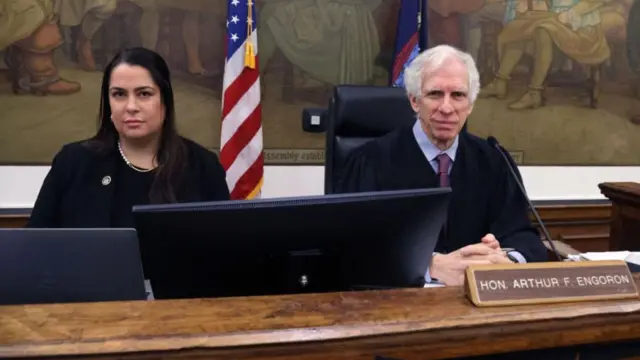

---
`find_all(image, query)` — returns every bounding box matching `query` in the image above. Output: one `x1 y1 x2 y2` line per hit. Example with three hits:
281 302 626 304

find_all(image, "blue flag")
390 0 427 87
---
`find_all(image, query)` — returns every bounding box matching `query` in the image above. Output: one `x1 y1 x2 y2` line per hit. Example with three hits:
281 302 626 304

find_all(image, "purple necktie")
436 153 451 187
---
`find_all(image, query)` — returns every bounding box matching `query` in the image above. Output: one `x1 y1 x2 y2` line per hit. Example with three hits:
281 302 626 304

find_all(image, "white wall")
0 165 638 208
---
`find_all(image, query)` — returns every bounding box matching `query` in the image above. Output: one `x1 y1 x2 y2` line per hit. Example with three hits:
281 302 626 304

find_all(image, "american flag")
220 0 264 200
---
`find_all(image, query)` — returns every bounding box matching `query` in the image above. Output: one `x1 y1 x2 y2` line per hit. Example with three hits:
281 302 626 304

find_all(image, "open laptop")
0 228 147 305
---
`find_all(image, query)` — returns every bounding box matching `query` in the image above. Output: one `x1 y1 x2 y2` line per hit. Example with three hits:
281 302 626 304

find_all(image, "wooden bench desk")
1 275 640 359
600 182 640 251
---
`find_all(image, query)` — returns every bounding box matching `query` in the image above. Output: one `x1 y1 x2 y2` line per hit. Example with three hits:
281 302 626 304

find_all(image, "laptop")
0 228 147 305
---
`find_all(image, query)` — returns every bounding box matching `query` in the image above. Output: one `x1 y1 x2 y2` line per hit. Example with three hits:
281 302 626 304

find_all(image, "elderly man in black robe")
339 44 548 286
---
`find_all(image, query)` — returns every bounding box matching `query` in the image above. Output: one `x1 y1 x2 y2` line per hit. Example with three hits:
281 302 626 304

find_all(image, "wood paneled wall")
0 202 613 252
531 201 611 252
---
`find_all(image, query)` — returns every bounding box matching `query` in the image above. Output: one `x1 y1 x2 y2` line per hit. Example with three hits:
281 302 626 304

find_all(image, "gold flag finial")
244 0 256 69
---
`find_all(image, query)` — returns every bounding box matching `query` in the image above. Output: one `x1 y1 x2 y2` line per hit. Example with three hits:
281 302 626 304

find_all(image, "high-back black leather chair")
324 85 416 194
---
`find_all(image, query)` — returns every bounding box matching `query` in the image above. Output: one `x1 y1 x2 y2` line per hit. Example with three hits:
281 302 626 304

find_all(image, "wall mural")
0 0 639 166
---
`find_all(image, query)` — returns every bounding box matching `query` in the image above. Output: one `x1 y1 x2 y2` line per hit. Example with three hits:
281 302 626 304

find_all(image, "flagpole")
418 0 426 51
418 0 422 31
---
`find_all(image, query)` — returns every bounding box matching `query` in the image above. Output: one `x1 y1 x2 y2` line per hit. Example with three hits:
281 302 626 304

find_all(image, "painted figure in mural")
257 0 382 87
464 0 549 60
116 0 160 53
427 0 484 47
430 0 630 66
149 0 224 75
599 0 633 42
478 0 611 110
0 0 81 95
53 0 220 75
465 0 509 61
54 0 117 71
54 0 163 71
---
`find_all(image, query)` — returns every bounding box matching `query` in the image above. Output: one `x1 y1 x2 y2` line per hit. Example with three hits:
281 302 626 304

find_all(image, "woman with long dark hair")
28 47 230 228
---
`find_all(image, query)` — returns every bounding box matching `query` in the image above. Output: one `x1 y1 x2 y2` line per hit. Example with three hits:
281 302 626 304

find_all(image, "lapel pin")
102 176 111 186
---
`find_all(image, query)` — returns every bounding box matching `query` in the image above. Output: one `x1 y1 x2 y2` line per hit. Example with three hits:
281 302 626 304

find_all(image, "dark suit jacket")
27 138 230 228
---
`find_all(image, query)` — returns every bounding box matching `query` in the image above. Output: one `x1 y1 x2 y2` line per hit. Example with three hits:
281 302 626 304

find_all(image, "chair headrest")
324 85 417 194
329 85 416 137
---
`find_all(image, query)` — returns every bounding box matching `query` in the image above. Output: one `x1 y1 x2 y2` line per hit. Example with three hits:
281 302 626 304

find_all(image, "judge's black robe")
338 125 547 262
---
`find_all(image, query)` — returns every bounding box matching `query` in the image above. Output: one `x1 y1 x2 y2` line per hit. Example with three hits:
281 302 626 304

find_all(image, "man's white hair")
403 45 481 104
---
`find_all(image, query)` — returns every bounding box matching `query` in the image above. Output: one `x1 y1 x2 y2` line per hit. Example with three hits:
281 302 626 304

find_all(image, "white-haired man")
340 44 547 286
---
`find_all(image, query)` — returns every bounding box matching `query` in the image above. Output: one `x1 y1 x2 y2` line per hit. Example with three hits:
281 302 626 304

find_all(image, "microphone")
487 136 562 261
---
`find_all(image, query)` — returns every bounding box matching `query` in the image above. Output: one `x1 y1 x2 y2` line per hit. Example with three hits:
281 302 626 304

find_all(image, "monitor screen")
132 188 451 300
0 228 147 305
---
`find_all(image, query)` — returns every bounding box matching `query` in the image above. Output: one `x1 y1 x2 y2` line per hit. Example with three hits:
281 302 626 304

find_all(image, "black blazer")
27 138 230 228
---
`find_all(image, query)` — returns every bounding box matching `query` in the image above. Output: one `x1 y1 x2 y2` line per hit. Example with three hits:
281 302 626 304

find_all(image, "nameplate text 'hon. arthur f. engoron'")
465 260 638 307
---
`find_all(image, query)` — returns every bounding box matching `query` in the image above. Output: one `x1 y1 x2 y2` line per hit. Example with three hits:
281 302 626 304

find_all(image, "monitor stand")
270 249 342 295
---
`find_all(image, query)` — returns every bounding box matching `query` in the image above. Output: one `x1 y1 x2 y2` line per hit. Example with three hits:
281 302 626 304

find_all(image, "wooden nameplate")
464 260 639 307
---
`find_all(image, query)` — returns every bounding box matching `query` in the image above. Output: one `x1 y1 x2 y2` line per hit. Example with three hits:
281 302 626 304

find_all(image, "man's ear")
408 94 420 113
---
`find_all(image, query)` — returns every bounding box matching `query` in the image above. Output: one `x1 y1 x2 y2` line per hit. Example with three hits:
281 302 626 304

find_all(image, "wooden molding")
0 202 613 252
0 213 30 229
600 182 640 204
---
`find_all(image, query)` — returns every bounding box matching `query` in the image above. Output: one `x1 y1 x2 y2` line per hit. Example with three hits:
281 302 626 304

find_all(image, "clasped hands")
429 234 514 286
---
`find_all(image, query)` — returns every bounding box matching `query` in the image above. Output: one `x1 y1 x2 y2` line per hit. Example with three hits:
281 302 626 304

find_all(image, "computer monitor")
132 188 451 300
0 228 148 305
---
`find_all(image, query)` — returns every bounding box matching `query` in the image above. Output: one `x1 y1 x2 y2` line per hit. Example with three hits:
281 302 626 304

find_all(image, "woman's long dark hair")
85 47 187 204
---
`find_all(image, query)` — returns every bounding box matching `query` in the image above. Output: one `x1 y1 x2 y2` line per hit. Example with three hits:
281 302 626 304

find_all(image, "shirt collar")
412 119 459 162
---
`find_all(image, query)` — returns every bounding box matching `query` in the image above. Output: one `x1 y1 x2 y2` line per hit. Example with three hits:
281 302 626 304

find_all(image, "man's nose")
438 96 454 114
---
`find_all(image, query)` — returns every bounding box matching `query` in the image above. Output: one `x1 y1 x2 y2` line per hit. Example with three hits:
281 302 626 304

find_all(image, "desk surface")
2 276 640 360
